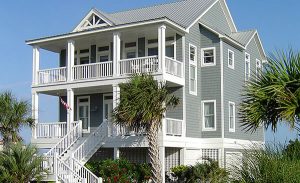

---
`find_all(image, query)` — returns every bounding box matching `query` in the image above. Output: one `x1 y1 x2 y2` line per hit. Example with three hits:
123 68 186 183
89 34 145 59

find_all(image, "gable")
200 1 232 35
73 9 115 32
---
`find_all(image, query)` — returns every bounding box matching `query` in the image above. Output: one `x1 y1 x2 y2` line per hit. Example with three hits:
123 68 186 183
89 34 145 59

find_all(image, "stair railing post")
98 177 103 183
79 120 83 137
54 152 58 182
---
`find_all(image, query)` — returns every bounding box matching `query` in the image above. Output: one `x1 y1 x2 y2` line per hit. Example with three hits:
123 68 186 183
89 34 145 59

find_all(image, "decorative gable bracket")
73 9 114 32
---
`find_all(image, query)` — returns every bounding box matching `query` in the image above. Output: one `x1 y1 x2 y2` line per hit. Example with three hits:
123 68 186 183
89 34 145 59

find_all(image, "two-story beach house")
26 0 266 182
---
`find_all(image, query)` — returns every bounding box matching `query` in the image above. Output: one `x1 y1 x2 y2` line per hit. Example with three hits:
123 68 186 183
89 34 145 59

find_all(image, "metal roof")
230 30 256 46
108 0 217 28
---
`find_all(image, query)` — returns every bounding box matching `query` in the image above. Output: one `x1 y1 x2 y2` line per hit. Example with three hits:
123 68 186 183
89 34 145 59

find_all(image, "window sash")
203 102 215 129
229 103 235 130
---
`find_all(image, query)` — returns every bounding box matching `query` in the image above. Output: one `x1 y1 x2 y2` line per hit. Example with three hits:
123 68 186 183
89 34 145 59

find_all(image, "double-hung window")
229 102 235 132
245 53 251 82
202 100 216 131
228 49 235 69
189 44 197 95
201 47 216 67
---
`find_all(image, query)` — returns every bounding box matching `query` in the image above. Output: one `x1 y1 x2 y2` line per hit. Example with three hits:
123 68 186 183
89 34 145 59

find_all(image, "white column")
67 40 75 82
112 84 120 136
159 146 165 183
32 46 40 85
158 25 166 73
113 147 120 160
113 32 121 76
31 91 39 139
67 88 74 131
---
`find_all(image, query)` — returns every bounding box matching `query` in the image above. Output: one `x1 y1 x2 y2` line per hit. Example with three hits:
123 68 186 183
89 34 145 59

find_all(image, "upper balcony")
31 24 185 90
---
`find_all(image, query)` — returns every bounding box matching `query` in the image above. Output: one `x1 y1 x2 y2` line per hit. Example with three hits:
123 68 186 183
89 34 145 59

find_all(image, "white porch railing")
72 61 113 80
45 121 82 157
36 122 67 138
38 67 67 84
119 56 159 75
166 118 183 136
115 125 147 136
165 57 183 78
72 121 108 162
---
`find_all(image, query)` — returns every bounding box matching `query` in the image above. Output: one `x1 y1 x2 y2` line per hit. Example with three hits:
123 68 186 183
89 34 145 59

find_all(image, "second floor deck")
30 24 185 89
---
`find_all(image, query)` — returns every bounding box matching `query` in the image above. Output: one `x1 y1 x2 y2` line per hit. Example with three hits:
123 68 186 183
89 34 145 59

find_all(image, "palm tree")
112 74 179 183
240 50 300 132
0 143 46 183
0 91 33 145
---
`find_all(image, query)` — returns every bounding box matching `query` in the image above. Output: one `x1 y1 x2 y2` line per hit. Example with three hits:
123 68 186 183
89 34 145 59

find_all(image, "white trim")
245 52 251 82
186 0 219 32
227 49 235 70
201 47 216 67
73 9 114 32
189 43 197 95
77 96 91 133
256 59 262 81
220 40 225 167
26 18 187 45
228 101 235 133
182 36 186 138
202 100 217 131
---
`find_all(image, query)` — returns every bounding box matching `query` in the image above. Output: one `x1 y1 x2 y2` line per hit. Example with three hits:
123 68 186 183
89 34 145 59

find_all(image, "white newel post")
67 40 75 82
32 46 40 85
67 88 74 132
113 147 120 160
32 91 39 139
113 32 121 76
158 25 166 73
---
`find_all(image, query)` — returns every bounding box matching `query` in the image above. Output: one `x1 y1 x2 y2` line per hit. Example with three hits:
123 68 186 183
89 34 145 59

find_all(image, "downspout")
220 39 225 167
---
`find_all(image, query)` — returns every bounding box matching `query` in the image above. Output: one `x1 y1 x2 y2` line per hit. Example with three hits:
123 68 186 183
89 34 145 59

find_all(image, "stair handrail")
69 156 102 183
72 120 108 162
55 155 83 183
45 120 82 157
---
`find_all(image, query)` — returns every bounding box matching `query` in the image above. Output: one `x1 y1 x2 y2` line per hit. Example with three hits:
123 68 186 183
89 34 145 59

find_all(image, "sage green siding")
223 38 264 141
200 1 232 35
166 87 183 120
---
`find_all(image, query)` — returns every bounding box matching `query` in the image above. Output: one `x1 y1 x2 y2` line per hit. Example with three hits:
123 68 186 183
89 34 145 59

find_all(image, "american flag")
60 97 72 111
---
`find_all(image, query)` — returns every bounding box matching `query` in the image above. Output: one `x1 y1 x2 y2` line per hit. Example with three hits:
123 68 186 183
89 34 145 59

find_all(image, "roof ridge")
108 0 186 14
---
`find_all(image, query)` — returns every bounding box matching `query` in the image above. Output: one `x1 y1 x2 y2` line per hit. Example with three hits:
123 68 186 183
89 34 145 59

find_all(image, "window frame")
245 53 251 82
202 100 217 131
97 44 111 62
228 49 235 69
189 43 197 95
201 47 216 67
228 101 236 132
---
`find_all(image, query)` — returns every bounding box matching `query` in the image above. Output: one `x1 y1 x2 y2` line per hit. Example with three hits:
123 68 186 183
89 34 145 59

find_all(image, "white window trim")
189 43 197 95
202 100 217 131
77 96 91 133
228 49 235 69
245 52 251 82
201 47 216 67
228 101 235 132
145 36 176 59
96 44 111 62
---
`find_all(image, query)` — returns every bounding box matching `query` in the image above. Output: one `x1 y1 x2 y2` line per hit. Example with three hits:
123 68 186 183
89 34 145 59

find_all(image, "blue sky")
0 0 299 144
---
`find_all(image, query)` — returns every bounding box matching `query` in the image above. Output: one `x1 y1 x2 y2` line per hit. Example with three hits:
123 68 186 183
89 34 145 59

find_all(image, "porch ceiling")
39 85 113 96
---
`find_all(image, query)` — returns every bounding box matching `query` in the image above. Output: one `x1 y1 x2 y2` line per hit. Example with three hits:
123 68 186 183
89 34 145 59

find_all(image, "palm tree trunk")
147 122 163 183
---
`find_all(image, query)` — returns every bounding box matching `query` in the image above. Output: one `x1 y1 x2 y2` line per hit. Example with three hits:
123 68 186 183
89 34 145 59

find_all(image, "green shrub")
171 165 189 182
230 144 300 183
85 159 151 183
170 160 228 183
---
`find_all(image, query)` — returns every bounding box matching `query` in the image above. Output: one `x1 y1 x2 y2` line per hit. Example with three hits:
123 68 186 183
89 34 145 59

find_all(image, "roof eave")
26 18 187 46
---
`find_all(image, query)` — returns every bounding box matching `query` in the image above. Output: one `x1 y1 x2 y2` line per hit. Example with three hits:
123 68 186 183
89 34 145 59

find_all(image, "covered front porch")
32 24 185 88
31 85 184 148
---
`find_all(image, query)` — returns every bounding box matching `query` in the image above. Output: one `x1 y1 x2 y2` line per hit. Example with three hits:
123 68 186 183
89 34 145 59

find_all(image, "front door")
103 95 113 135
77 96 90 133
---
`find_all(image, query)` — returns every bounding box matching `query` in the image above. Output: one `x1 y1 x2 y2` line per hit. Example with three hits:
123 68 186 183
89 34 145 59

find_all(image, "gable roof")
108 0 217 28
230 30 256 46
